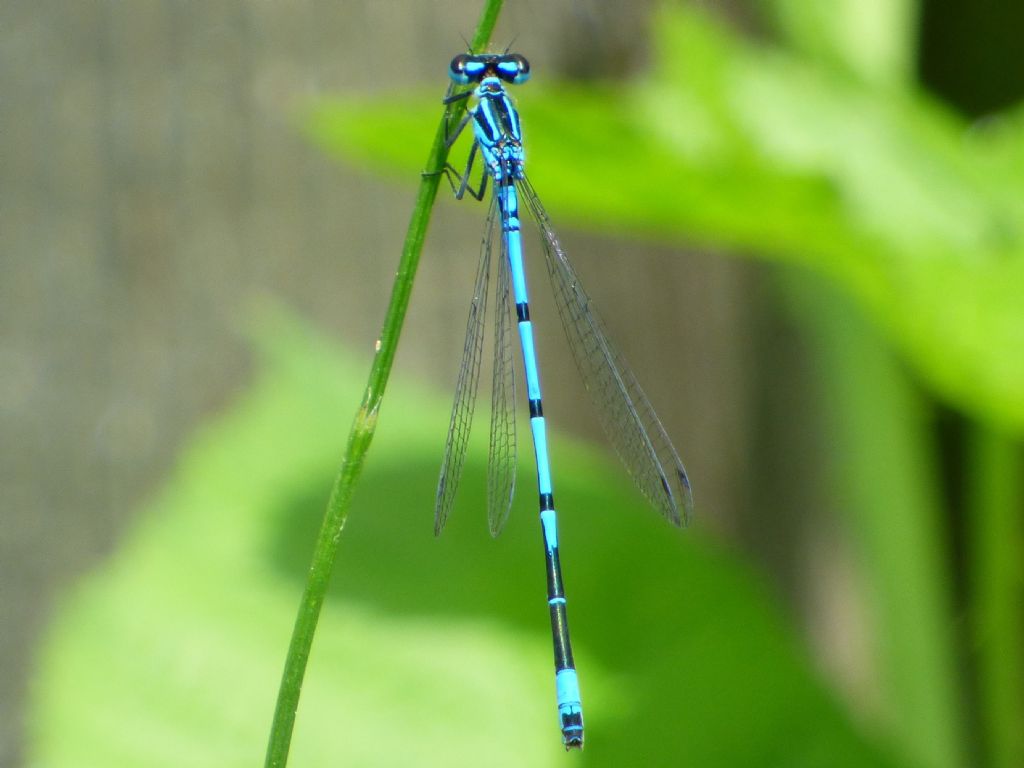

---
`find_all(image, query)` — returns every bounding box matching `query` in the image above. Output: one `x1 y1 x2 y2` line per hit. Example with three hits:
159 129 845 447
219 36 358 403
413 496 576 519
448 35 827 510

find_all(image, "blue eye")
496 54 530 84
449 54 488 84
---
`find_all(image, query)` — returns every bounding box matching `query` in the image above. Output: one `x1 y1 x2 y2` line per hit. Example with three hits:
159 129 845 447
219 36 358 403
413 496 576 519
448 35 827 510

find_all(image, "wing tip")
676 465 695 527
657 466 694 528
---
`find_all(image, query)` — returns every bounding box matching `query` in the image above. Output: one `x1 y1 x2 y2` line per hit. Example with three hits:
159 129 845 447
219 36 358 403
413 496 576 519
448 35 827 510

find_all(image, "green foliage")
767 0 917 86
28 313 907 766
308 5 1024 435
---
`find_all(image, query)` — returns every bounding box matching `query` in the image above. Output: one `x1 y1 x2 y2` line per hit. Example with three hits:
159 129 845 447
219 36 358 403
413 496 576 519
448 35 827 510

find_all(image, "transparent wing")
487 231 517 537
517 176 694 526
435 195 500 534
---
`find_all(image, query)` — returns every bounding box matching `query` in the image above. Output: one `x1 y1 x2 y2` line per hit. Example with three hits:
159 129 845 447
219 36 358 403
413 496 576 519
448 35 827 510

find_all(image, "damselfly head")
448 53 530 86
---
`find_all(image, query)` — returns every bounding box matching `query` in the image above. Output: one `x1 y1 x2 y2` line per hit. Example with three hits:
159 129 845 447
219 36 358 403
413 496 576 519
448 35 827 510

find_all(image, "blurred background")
2 1 1022 766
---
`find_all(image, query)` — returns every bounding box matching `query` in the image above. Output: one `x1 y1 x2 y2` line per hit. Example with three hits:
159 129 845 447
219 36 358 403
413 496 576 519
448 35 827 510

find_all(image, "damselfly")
434 52 694 750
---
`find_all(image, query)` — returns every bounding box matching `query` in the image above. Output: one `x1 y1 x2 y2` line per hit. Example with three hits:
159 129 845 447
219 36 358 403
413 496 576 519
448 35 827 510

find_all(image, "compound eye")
494 54 530 84
448 53 472 84
513 54 531 82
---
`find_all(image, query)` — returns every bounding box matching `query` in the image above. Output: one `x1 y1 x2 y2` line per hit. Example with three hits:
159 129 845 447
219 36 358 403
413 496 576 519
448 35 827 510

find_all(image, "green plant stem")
968 426 1024 768
263 4 503 765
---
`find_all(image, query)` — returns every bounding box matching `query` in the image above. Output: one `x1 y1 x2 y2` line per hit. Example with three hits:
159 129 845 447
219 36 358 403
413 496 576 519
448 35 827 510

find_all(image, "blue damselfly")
434 52 694 750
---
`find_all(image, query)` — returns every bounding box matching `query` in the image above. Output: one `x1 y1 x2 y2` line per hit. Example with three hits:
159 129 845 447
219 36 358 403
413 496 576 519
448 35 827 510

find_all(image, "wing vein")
518 176 693 526
435 195 501 533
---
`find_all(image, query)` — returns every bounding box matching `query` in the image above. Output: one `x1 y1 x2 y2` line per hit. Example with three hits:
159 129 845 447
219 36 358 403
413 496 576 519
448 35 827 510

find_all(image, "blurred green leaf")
766 0 918 86
29 308 907 767
309 5 1024 434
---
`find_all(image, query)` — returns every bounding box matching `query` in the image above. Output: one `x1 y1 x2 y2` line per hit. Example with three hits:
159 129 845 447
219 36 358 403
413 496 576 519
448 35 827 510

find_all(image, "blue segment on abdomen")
540 508 558 550
507 231 529 302
518 323 542 401
502 188 530 304
531 416 552 495
556 668 582 708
